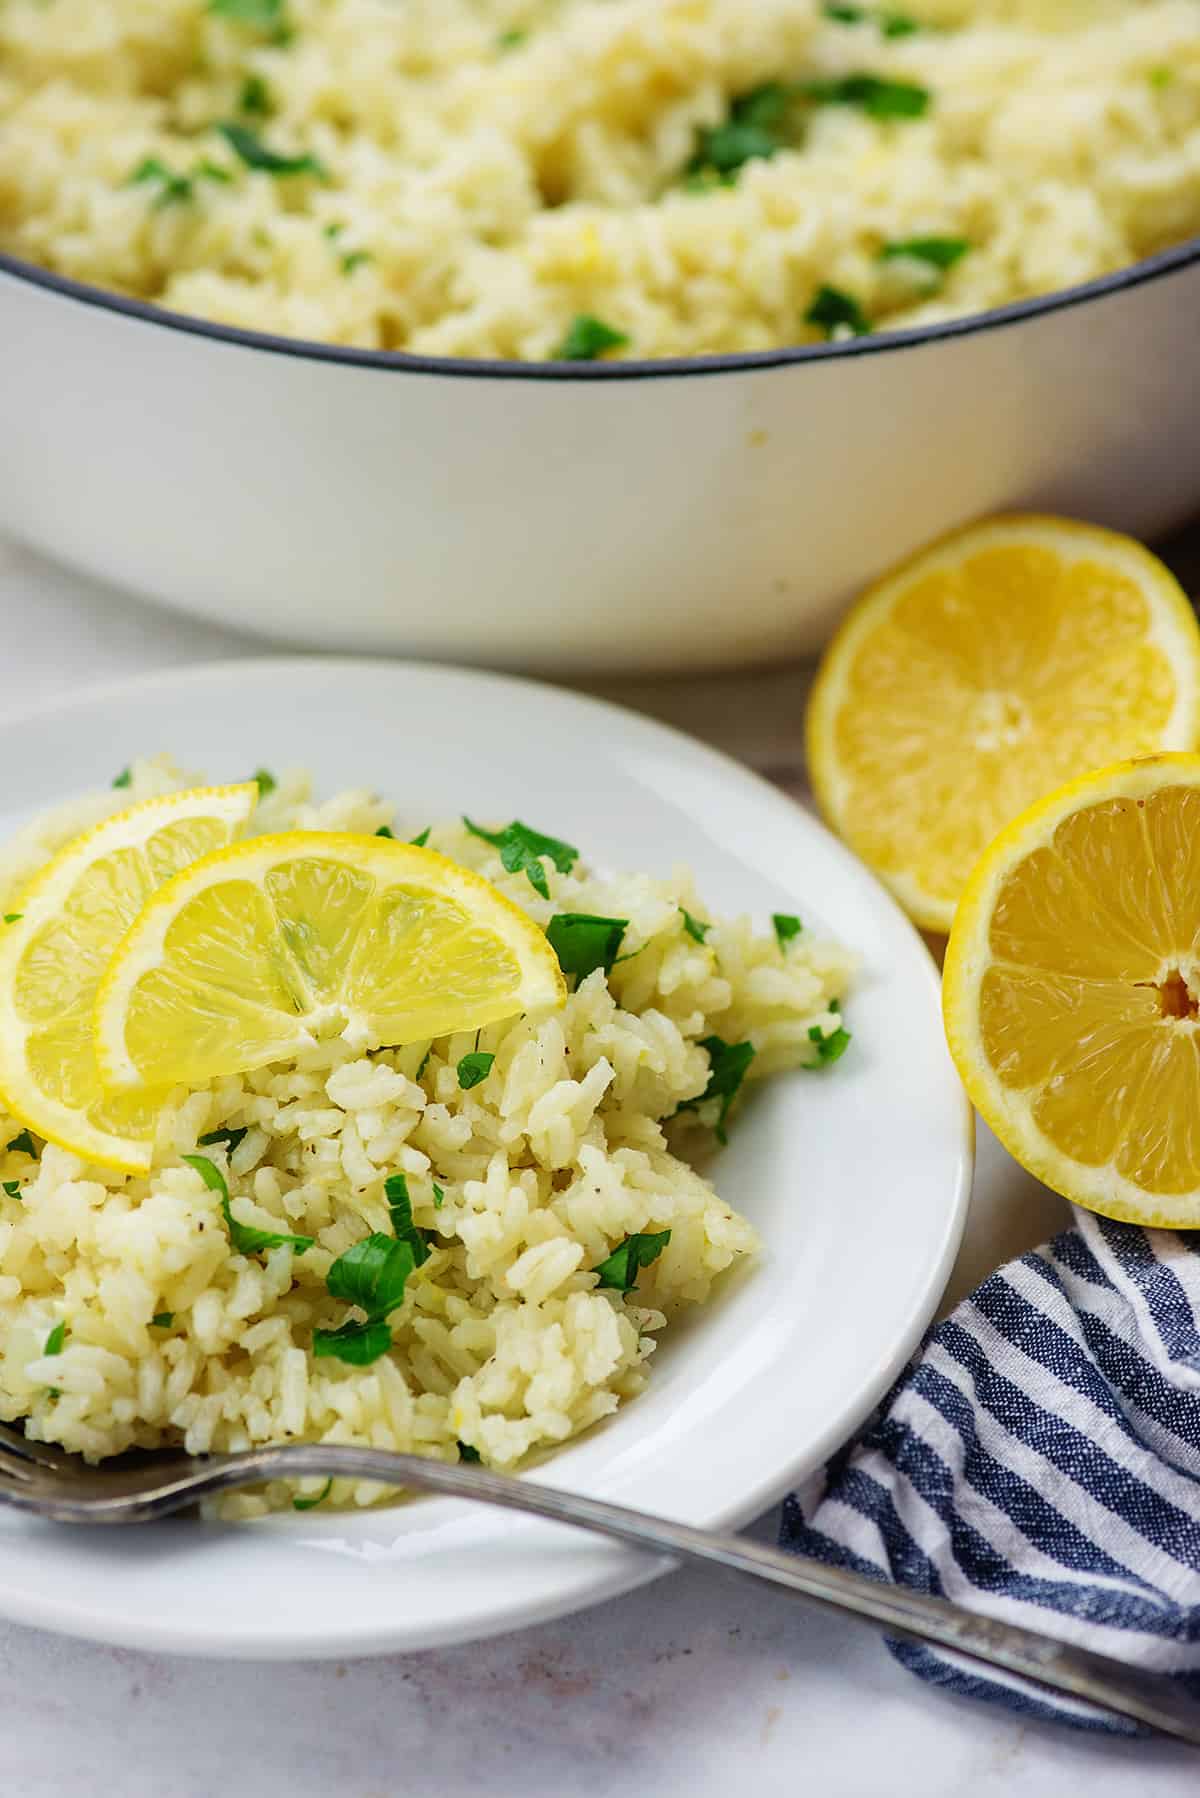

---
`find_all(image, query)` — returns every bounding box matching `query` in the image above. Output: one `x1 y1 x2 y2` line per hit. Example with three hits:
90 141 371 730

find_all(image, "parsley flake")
688 82 795 182
6 1131 36 1157
217 123 325 178
2 1181 20 1200
547 913 627 982
184 1153 314 1257
801 72 930 119
127 158 194 208
239 73 272 115
197 1125 248 1154
823 2 920 35
375 825 394 838
432 1182 445 1209
3 914 21 924
112 768 132 788
496 28 527 50
341 249 372 275
809 1023 853 1066
463 818 579 899
593 1229 671 1293
410 827 431 848
384 1172 432 1267
293 1478 333 1511
879 236 969 275
680 908 710 945
313 1232 416 1366
555 315 630 362
251 767 277 796
457 1051 495 1091
44 1322 66 1357
773 913 803 947
458 1441 482 1462
805 284 871 339
676 1036 756 1144
208 0 290 34
151 1312 175 1328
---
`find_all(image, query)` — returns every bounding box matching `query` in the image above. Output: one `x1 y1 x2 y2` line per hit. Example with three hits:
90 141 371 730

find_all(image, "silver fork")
1 1419 1197 1746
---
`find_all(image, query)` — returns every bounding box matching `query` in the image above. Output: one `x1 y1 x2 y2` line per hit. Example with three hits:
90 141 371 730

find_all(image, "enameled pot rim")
2 233 1198 382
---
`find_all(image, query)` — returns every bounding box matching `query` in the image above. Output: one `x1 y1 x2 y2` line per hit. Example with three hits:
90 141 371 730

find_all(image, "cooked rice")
1 1 1198 359
0 757 853 1514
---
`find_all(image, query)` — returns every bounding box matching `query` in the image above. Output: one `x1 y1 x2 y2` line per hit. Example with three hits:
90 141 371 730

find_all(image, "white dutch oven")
2 243 1198 674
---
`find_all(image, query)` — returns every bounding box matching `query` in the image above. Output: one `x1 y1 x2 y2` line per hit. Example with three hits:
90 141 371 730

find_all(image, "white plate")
0 658 972 1659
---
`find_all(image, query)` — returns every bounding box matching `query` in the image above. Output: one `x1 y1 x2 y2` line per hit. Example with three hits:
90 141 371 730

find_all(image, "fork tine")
0 1418 76 1472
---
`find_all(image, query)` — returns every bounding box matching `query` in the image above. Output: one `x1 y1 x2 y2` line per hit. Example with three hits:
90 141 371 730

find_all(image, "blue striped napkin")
780 1208 1200 1732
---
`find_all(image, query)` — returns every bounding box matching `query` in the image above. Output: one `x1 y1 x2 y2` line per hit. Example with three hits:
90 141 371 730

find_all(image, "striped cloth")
779 1208 1200 1732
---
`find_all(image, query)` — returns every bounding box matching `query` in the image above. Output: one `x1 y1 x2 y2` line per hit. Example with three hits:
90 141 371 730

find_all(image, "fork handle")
90 1444 1200 1747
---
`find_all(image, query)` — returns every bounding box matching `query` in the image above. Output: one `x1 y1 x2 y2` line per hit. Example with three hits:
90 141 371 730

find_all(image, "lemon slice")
95 832 567 1091
0 784 258 1172
944 753 1200 1227
807 516 1200 932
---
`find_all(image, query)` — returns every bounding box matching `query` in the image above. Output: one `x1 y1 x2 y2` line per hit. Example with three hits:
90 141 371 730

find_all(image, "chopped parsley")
112 768 132 788
340 249 372 275
801 73 930 118
127 158 195 208
375 824 394 838
593 1229 671 1293
151 1312 175 1328
463 818 579 900
676 1036 756 1144
239 73 272 115
809 1022 853 1066
410 828 431 848
3 914 21 925
6 1131 36 1157
183 1153 314 1257
251 767 277 796
879 236 969 279
1149 66 1173 89
384 1173 432 1267
457 1051 495 1091
2 1181 20 1200
293 1478 333 1511
805 284 871 339
458 1441 482 1461
313 1232 416 1366
496 28 527 50
217 123 325 178
555 315 630 362
680 908 710 944
822 2 920 36
44 1322 66 1357
688 82 795 181
209 0 284 21
773 912 803 947
546 913 628 982
432 1182 445 1209
197 1125 248 1154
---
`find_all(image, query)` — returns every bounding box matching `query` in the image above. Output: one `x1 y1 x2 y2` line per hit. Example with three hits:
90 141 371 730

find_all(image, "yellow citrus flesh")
807 516 1200 932
95 832 567 1091
0 785 259 1172
944 754 1200 1227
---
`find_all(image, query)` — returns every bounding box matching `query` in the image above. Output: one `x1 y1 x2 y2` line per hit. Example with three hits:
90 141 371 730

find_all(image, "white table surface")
1 536 1195 1798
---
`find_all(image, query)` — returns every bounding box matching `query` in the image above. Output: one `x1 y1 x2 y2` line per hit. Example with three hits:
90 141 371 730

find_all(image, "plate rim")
0 655 973 1657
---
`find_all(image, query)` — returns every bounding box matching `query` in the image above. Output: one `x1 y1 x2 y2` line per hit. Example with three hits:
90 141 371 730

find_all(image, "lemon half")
944 754 1200 1228
0 784 258 1172
95 832 567 1091
808 516 1200 932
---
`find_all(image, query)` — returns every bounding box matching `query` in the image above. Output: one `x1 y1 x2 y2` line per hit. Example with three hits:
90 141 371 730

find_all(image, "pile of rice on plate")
1 0 1198 359
0 758 854 1516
